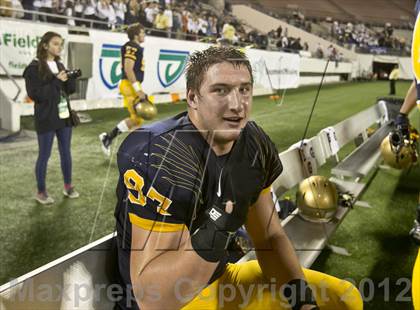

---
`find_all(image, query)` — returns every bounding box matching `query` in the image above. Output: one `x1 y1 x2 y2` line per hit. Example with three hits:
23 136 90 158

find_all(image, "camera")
65 69 82 79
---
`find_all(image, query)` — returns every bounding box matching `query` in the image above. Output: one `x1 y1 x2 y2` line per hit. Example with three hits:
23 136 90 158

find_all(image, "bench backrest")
0 233 117 309
333 103 387 148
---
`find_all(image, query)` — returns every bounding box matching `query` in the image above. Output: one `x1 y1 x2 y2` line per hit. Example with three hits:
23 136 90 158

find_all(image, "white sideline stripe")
0 232 116 293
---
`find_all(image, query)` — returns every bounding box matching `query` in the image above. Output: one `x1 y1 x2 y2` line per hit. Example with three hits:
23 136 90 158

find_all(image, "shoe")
63 187 80 198
35 192 55 204
99 132 111 157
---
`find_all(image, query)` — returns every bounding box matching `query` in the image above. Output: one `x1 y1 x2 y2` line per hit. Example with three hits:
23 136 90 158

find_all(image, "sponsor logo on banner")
157 50 189 87
0 20 67 75
99 44 122 90
0 33 41 70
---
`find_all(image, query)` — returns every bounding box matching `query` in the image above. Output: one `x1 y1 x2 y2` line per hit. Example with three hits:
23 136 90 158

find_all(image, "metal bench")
243 101 400 267
0 233 117 309
331 121 393 179
243 135 363 267
325 100 401 181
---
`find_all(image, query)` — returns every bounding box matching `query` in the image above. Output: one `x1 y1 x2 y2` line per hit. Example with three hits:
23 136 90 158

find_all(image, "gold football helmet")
296 176 338 223
380 133 418 170
134 97 158 120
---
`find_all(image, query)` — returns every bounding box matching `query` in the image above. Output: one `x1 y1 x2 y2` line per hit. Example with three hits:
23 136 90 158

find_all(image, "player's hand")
136 90 146 101
394 112 410 140
56 71 68 82
282 279 318 310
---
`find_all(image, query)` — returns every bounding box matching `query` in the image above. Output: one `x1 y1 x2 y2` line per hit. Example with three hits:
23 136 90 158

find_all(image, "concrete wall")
0 88 20 132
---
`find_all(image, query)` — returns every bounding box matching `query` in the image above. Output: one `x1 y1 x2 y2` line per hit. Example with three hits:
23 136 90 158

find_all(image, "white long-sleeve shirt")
113 1 126 21
96 1 110 20
163 9 173 28
83 0 96 16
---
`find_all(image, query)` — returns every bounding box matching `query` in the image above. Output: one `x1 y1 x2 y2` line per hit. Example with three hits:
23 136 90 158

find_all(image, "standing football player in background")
388 64 399 95
99 23 155 157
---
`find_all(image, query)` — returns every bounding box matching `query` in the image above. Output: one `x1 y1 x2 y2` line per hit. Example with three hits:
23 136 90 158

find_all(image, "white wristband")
132 81 142 92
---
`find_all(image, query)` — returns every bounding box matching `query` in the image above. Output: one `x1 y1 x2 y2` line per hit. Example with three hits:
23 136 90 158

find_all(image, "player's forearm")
133 239 218 309
400 81 417 114
255 230 305 286
125 68 138 85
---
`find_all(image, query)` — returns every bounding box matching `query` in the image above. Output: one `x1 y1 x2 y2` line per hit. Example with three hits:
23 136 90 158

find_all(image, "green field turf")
0 80 419 309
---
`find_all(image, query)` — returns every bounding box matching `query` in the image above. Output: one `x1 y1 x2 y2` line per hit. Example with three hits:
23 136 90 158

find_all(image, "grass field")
0 80 419 309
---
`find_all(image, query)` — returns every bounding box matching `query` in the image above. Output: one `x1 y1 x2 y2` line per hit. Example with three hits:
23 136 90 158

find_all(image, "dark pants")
39 7 53 22
36 126 72 193
22 2 34 20
390 80 396 95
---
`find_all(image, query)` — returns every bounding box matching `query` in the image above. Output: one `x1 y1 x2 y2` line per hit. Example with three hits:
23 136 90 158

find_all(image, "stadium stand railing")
0 6 254 47
0 6 110 29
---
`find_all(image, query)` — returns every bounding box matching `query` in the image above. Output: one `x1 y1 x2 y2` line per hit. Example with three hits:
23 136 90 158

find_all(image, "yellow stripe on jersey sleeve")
260 185 272 195
129 213 186 232
124 53 137 60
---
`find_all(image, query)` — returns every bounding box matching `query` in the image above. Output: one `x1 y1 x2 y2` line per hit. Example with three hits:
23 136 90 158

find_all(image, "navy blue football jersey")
114 111 282 309
121 41 144 82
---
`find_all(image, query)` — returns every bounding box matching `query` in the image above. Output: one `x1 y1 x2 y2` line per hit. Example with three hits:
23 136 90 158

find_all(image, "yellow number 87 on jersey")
124 169 173 216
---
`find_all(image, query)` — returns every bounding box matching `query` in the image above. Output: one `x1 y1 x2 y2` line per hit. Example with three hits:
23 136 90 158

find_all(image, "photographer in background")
23 31 80 205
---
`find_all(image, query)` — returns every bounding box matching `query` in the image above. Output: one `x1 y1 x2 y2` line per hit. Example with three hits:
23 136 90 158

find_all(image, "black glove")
394 113 410 139
282 279 318 310
191 204 244 262
191 129 264 262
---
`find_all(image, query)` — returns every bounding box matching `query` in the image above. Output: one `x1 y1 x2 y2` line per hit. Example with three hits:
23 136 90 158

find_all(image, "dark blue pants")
36 126 72 193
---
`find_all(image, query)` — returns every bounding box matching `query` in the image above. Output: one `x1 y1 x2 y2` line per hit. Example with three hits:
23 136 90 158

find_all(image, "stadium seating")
232 0 414 26
329 0 412 25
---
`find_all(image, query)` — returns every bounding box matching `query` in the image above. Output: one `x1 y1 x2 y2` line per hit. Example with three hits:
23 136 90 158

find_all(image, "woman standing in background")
23 31 79 205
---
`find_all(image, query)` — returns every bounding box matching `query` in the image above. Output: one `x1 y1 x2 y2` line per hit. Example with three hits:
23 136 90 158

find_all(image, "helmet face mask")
296 176 338 223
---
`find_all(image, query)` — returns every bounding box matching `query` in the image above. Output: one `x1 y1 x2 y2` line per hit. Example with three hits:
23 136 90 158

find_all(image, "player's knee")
303 269 363 309
125 96 136 106
120 80 136 97
333 279 363 309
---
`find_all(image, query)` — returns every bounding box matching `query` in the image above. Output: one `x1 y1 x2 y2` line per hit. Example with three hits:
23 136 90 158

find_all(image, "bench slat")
332 122 392 178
